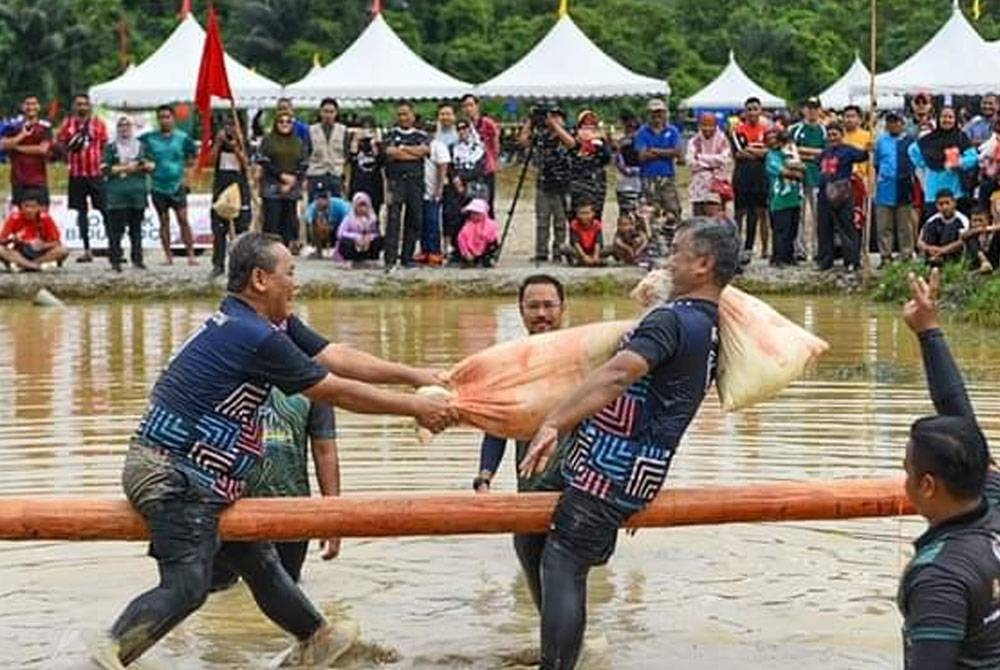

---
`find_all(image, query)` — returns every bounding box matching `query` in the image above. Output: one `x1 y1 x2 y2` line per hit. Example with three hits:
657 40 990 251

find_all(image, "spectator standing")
336 192 383 264
908 92 937 139
436 103 459 151
873 111 916 266
445 119 488 261
788 98 827 260
141 105 197 266
276 98 312 154
614 114 643 217
764 128 804 267
383 102 429 271
816 123 869 272
635 98 683 254
908 107 979 222
977 117 1000 211
306 98 348 200
57 93 108 263
417 121 450 267
461 94 500 216
918 189 970 266
519 108 571 262
209 116 251 277
0 190 69 271
843 105 873 181
685 113 732 217
730 96 772 261
103 116 153 272
555 110 611 222
963 94 997 147
0 94 52 207
348 116 384 216
257 112 308 249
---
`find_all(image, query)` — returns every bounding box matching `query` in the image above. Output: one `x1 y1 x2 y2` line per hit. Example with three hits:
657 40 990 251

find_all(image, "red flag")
195 7 233 167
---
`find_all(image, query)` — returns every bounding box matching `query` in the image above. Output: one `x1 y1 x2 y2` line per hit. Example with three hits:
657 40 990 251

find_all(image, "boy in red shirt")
0 190 69 271
563 202 606 266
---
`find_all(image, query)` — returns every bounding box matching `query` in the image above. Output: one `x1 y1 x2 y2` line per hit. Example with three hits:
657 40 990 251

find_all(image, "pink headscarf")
337 191 379 242
457 199 498 258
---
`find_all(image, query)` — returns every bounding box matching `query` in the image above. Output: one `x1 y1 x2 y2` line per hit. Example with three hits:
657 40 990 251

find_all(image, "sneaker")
275 620 360 668
111 262 123 273
133 262 147 271
76 251 93 263
412 252 429 264
385 262 399 274
427 253 444 266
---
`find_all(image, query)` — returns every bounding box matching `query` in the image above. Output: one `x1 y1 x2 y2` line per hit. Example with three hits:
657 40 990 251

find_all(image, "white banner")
48 194 214 250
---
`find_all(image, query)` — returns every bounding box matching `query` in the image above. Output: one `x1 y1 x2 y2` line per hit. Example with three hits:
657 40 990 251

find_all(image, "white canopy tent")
476 10 667 99
285 13 471 101
818 56 903 110
866 2 1000 95
682 51 785 110
89 12 284 107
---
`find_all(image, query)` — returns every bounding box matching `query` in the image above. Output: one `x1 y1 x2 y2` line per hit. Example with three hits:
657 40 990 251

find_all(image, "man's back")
900 503 1000 668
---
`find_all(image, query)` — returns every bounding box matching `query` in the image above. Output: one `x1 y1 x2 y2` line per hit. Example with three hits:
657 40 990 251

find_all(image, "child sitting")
612 213 649 265
336 192 383 266
456 198 499 267
961 205 1000 273
563 202 606 266
918 189 970 267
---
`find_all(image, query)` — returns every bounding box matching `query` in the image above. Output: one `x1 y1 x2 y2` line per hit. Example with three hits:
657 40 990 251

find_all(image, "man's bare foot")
161 258 174 266
187 256 198 267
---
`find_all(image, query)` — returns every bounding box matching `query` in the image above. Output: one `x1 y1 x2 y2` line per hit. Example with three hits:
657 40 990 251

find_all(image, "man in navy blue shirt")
519 218 740 670
90 233 456 669
816 123 868 272
635 99 683 255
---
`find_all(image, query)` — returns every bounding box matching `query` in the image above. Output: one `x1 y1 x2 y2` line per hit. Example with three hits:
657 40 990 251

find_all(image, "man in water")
898 268 1000 669
210 388 340 591
90 232 456 669
519 218 740 669
472 274 566 611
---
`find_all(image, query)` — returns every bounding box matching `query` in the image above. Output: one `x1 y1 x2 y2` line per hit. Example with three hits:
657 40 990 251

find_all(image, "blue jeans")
421 198 442 255
538 487 633 670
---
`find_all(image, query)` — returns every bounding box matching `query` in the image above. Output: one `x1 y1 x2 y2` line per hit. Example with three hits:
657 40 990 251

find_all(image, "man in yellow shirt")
843 105 873 180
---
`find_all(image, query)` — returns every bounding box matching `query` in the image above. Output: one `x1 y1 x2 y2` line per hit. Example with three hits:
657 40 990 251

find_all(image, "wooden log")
0 478 914 542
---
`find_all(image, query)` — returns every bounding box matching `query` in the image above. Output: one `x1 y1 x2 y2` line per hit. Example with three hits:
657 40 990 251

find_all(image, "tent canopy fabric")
868 4 1000 95
818 56 903 110
682 51 784 110
476 14 667 99
285 13 471 101
89 13 283 108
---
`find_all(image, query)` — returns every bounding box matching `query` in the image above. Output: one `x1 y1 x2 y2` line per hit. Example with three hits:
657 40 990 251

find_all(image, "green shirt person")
212 388 340 587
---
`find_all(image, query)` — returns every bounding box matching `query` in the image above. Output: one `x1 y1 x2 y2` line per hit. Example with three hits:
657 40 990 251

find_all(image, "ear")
248 266 269 294
920 473 938 500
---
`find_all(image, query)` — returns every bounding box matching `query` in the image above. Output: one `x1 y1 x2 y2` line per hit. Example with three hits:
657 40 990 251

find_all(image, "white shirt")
424 138 451 200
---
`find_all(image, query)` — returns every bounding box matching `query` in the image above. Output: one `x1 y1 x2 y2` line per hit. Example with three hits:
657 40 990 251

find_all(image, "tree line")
0 0 996 113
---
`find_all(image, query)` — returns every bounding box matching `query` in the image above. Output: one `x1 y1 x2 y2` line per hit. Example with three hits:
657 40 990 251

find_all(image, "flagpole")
863 0 877 287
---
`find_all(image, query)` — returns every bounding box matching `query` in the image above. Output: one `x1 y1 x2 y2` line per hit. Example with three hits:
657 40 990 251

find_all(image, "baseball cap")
647 99 668 112
804 96 821 109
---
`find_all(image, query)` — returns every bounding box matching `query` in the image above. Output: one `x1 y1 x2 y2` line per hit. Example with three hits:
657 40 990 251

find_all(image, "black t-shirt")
534 132 572 192
383 126 428 180
899 502 1000 669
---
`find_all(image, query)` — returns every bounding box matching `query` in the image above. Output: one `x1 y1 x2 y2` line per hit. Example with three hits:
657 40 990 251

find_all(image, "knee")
168 562 211 613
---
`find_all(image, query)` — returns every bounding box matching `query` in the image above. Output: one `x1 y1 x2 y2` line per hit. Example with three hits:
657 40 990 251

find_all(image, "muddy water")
2 295 999 669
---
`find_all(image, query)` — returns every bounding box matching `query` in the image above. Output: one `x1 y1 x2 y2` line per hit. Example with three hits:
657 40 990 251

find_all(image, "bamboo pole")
0 478 914 542
862 0 878 288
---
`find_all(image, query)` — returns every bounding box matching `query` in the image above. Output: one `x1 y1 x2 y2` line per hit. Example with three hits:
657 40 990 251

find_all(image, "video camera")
530 102 561 127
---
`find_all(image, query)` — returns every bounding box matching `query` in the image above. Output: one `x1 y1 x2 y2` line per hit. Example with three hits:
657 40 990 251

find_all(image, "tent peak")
558 0 569 18
728 49 736 63
371 0 382 16
179 0 192 17
952 0 960 11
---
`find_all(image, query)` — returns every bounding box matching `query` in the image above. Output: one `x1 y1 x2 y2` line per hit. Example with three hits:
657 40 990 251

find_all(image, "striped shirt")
57 116 109 178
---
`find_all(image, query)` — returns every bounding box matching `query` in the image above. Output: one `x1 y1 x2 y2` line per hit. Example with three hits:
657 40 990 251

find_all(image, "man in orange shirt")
0 189 69 271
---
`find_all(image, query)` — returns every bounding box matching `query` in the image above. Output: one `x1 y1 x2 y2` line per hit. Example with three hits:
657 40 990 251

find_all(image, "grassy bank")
871 258 1000 327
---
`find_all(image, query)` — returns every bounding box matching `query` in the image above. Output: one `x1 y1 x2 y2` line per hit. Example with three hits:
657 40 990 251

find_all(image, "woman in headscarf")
908 106 979 223
977 117 1000 211
103 116 154 272
551 109 612 221
686 113 733 216
209 115 251 277
256 111 308 249
336 191 383 264
443 120 488 260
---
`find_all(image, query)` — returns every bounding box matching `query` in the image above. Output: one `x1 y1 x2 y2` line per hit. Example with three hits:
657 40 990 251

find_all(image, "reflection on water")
2 294 999 668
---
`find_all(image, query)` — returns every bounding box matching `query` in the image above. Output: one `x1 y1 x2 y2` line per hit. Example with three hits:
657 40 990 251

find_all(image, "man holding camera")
519 106 571 262
57 93 108 264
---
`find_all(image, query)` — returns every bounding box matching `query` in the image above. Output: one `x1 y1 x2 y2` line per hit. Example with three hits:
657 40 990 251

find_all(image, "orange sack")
420 272 829 441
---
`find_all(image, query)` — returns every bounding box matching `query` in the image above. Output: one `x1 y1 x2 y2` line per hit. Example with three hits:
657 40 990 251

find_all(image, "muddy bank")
0 257 851 301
